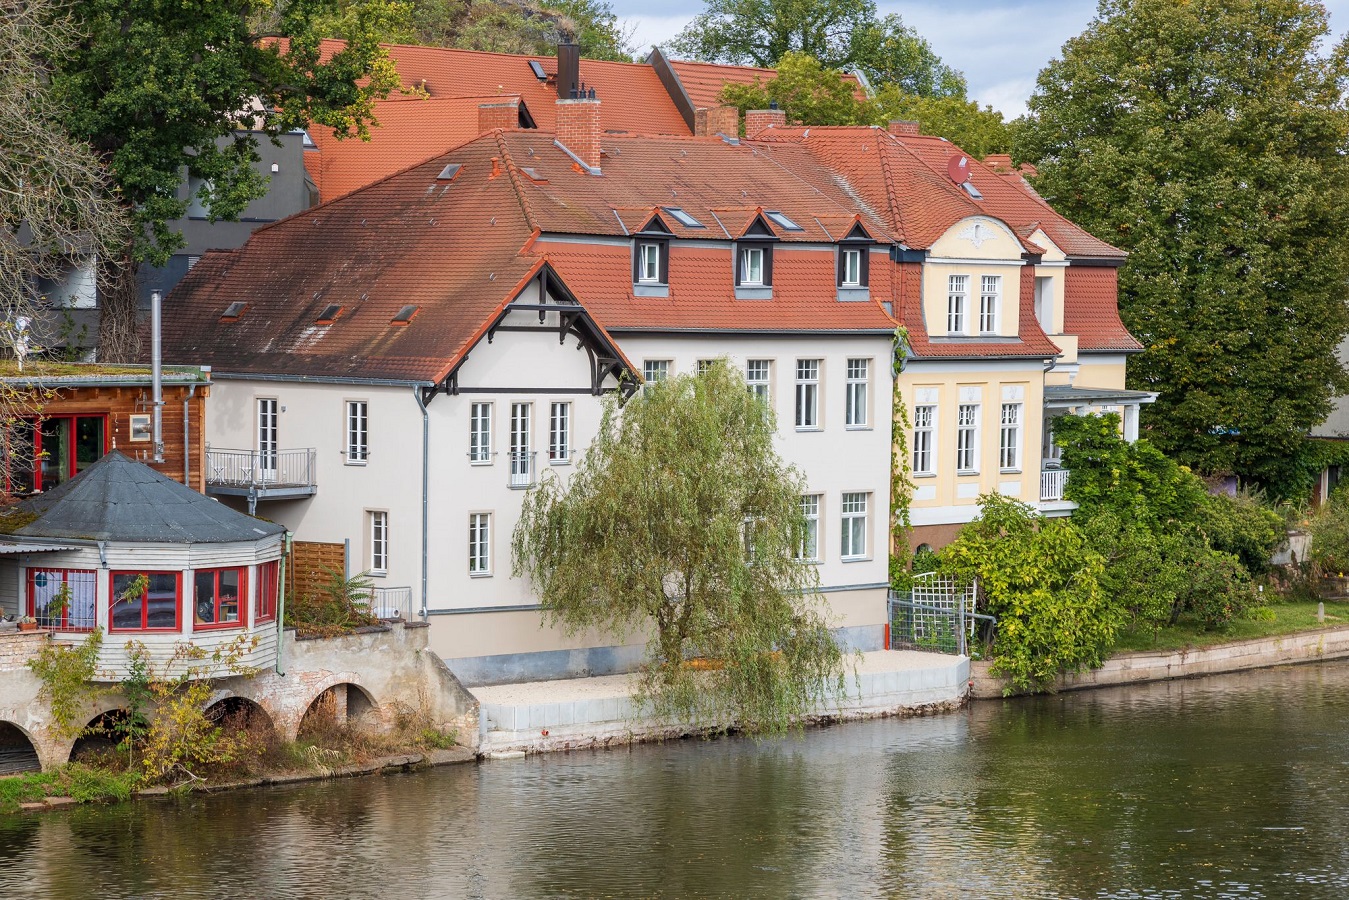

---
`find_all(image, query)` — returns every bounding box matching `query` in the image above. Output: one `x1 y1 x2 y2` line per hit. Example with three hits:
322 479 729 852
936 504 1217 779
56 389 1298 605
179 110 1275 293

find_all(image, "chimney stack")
555 94 602 172
888 120 921 136
557 42 580 100
697 105 740 138
745 108 787 137
478 99 520 133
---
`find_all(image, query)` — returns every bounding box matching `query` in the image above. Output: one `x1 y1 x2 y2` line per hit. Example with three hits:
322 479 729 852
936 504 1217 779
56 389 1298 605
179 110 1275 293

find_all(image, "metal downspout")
183 383 197 486
150 290 165 463
276 532 291 675
415 386 430 621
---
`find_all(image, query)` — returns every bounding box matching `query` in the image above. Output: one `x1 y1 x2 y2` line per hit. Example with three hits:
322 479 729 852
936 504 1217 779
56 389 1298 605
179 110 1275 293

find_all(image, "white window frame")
1000 402 1022 472
638 242 661 283
746 359 771 404
845 358 869 428
509 402 532 488
947 275 968 334
841 248 862 286
913 404 936 476
468 512 491 576
957 403 980 474
795 359 820 430
469 402 493 464
643 359 671 385
368 510 388 576
797 493 821 562
549 402 571 464
741 247 764 285
345 400 368 464
841 492 868 560
1034 276 1054 333
256 398 278 475
980 275 1001 334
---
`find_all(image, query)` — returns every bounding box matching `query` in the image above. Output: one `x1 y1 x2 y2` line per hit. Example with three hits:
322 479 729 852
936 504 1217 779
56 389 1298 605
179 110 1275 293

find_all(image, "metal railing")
888 572 990 656
207 447 317 489
365 586 413 621
1040 467 1070 502
508 450 536 488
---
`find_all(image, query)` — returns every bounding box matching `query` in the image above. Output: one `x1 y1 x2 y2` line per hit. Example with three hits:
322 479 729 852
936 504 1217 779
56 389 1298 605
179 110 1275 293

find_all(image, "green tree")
671 0 962 97
1014 0 1349 485
49 0 404 358
719 53 1010 153
512 361 848 734
939 493 1117 693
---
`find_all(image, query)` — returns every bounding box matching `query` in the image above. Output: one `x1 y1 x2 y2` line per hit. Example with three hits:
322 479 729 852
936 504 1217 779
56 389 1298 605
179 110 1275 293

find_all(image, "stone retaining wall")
970 625 1349 699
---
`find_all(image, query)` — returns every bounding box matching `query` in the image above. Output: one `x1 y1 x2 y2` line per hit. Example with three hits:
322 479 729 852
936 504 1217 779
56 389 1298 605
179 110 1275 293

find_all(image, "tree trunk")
97 248 141 362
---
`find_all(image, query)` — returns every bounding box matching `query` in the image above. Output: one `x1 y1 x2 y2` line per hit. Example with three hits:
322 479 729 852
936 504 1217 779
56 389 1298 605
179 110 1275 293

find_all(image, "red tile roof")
305 95 510 201
328 41 691 136
664 58 865 112
1063 267 1142 352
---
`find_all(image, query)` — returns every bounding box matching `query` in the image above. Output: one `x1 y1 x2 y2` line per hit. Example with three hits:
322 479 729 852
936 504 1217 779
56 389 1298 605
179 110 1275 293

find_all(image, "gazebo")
0 451 285 680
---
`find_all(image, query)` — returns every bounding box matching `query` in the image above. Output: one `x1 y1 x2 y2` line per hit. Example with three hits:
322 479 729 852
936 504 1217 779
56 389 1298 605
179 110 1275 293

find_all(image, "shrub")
285 567 380 637
940 494 1119 693
1198 490 1284 574
1310 494 1349 575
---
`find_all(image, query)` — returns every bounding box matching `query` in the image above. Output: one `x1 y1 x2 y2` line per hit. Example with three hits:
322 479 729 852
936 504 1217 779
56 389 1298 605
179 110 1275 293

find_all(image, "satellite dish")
947 154 971 185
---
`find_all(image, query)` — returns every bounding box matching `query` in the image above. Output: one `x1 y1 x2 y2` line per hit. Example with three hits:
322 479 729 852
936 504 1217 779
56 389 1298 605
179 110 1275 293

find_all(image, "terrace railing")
206 447 317 490
1040 467 1070 502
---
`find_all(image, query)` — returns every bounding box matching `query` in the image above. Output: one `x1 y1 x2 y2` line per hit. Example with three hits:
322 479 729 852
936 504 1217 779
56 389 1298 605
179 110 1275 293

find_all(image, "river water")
4 662 1349 899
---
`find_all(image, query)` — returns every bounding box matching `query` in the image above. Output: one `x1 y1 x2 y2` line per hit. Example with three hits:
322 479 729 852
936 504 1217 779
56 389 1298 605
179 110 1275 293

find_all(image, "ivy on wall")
890 326 914 590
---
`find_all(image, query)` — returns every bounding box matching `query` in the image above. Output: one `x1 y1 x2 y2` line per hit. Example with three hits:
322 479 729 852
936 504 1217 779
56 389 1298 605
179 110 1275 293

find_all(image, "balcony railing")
206 448 317 490
1040 467 1070 502
508 450 536 488
365 586 414 620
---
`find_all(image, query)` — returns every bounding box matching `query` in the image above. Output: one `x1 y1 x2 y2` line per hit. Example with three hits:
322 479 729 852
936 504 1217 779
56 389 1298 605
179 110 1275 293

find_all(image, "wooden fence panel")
289 540 346 601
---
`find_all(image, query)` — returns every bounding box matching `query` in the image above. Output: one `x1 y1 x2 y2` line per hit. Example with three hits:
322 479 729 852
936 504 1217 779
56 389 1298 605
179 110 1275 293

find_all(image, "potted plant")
17 615 38 632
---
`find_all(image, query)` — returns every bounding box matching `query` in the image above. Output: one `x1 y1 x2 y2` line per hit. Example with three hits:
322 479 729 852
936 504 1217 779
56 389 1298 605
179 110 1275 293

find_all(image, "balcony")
205 447 318 510
1040 467 1070 502
508 450 536 489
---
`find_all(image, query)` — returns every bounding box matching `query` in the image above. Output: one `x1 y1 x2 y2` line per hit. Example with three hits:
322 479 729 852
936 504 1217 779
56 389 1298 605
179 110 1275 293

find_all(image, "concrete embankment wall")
970 625 1349 699
475 650 969 756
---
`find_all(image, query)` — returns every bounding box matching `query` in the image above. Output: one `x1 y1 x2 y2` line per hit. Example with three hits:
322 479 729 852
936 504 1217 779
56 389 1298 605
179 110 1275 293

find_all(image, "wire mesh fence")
888 572 986 656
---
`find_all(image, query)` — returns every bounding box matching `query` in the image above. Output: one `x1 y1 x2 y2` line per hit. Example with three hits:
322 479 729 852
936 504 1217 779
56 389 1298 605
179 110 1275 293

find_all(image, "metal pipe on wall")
150 290 165 463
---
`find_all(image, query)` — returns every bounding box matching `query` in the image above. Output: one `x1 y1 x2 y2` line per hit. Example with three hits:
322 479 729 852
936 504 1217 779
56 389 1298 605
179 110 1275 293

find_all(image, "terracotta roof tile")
1064 267 1142 352
665 58 865 111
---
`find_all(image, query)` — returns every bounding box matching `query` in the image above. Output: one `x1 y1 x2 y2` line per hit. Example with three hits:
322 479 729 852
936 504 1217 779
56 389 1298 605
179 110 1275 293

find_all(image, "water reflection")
4 663 1349 898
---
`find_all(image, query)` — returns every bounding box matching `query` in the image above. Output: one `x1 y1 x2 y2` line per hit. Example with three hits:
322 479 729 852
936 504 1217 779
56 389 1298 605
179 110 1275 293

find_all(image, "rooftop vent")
220 301 247 321
663 207 704 228
391 305 420 326
316 304 343 325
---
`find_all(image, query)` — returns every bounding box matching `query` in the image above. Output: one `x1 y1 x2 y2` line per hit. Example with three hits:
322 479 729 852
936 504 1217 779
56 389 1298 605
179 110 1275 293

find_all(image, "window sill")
841 555 872 563
633 283 669 298
469 571 493 579
912 472 937 479
1000 468 1022 475
956 470 980 477
368 571 387 579
548 459 572 466
795 426 823 433
344 460 368 467
845 424 872 431
735 287 773 300
836 287 870 302
193 621 245 632
469 459 494 466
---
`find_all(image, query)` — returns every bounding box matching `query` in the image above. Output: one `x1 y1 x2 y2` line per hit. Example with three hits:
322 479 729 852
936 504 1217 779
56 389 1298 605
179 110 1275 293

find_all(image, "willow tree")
512 361 847 734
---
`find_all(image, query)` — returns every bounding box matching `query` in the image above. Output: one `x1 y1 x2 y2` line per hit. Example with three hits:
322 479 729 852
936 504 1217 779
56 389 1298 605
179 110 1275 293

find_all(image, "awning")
1044 385 1158 408
0 541 83 554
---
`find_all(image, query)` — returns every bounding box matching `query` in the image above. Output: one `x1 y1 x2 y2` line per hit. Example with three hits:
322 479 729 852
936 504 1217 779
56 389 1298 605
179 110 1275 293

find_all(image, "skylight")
316 304 343 324
437 163 462 181
391 305 420 325
662 207 704 228
528 60 547 81
765 211 803 231
962 181 984 200
220 301 246 320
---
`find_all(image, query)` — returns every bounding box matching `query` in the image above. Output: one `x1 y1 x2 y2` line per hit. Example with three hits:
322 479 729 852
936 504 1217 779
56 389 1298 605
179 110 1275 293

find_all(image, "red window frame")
255 560 279 624
26 568 98 633
192 566 248 631
109 571 182 632
5 414 112 494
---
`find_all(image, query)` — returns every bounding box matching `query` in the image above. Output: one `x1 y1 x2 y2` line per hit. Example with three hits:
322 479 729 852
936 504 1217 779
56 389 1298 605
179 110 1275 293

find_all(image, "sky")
614 0 1349 119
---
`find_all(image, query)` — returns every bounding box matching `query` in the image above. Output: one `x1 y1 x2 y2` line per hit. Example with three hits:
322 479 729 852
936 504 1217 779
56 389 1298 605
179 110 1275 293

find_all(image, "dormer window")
741 247 765 285
840 249 863 287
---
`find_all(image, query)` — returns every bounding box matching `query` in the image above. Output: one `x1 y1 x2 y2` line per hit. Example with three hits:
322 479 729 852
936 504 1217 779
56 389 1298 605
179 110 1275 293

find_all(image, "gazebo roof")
7 451 285 543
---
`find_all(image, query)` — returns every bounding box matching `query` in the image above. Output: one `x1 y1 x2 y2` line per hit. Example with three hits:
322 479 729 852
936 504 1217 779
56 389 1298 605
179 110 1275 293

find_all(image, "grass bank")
1112 600 1346 654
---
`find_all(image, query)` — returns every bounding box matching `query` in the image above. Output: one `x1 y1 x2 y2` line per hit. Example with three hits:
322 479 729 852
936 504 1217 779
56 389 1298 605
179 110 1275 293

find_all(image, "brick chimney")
555 95 602 172
888 120 921 136
697 105 740 138
745 108 787 137
478 99 520 133
983 153 1013 174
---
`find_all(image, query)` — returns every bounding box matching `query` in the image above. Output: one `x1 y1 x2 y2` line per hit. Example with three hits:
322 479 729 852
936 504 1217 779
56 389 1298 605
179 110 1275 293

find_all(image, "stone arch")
69 709 132 762
0 720 42 775
300 682 380 740
203 695 276 744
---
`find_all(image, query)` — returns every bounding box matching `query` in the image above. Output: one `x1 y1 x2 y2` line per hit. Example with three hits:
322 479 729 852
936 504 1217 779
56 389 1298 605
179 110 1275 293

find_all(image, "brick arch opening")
300 683 378 740
0 720 41 775
70 709 132 763
204 696 276 744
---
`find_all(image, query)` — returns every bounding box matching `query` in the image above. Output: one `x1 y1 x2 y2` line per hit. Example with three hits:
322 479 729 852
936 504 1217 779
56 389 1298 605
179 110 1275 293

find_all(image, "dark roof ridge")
494 129 540 232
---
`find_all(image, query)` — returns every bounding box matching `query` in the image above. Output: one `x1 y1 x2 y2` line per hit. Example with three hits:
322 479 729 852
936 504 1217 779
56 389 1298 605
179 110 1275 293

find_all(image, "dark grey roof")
8 451 285 544
1044 385 1158 405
